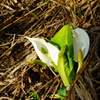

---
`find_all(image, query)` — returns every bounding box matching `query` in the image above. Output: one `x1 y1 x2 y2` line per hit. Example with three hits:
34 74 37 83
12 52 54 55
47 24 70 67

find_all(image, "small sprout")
28 11 38 17
28 92 39 100
54 88 67 99
76 8 83 17
0 40 4 44
58 88 67 97
45 0 50 3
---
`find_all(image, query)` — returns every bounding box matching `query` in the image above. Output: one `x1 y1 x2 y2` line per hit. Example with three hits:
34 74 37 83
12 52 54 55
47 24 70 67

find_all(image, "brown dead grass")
0 0 100 100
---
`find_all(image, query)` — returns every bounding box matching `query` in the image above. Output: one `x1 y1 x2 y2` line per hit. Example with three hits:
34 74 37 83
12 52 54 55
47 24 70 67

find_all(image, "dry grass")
0 0 100 100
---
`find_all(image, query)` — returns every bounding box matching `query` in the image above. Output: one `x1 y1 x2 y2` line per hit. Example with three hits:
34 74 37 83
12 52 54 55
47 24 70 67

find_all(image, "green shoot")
28 11 38 17
54 88 67 99
28 92 39 100
0 40 4 44
26 60 46 66
76 8 83 17
45 0 50 3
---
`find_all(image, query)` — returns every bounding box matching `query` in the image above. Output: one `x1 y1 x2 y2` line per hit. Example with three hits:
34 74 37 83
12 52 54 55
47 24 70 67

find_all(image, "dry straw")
0 0 99 99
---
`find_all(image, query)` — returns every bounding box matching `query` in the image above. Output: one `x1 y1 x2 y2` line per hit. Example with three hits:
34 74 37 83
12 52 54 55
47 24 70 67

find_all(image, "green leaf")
58 46 70 87
57 88 67 97
58 46 75 86
54 88 67 99
29 11 38 17
50 24 73 53
26 60 46 66
28 92 39 100
51 24 75 84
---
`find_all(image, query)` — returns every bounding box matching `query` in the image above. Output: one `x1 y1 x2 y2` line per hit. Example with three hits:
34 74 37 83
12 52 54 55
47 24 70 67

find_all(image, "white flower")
26 28 90 66
26 37 59 66
73 28 90 62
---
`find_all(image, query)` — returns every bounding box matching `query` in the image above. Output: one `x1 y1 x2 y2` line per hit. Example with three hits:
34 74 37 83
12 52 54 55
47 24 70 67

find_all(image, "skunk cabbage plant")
73 28 90 62
26 37 59 68
26 24 90 88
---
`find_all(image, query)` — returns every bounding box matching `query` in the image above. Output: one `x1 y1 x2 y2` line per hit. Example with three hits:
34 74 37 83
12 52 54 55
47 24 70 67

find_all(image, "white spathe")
26 37 59 66
26 28 90 65
73 28 90 62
